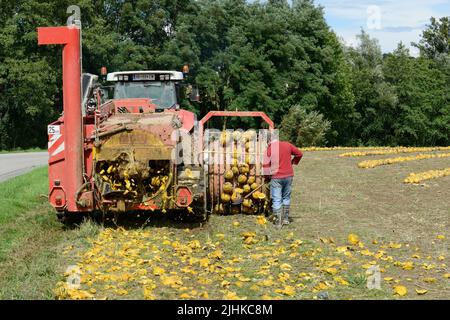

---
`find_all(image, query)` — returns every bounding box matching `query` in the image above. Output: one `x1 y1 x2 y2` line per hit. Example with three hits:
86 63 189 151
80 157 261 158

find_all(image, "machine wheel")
191 207 210 222
56 211 87 226
172 202 209 223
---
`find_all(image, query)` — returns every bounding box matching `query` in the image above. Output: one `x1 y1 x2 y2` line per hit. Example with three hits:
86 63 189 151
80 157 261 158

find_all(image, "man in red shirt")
263 139 303 227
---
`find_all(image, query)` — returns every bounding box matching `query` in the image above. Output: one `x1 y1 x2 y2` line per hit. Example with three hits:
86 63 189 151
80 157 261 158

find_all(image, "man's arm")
290 144 303 165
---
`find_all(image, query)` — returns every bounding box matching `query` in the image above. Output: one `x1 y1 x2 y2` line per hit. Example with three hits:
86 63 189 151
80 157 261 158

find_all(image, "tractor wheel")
171 201 209 223
56 211 86 227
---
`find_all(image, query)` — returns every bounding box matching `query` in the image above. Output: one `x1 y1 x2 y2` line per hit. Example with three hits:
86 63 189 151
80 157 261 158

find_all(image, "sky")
314 0 450 56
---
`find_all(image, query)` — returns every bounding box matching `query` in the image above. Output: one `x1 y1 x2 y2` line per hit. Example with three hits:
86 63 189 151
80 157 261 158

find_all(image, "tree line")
0 0 449 149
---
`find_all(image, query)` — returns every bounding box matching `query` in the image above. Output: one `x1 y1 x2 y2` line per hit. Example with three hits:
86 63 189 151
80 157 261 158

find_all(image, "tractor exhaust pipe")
38 25 83 212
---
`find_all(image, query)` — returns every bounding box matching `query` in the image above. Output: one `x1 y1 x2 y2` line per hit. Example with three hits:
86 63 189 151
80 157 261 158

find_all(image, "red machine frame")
38 26 85 213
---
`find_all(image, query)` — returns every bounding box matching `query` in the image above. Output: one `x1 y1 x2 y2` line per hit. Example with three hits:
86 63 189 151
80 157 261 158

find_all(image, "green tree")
383 43 450 146
279 105 331 147
413 17 450 59
345 30 398 146
0 0 61 149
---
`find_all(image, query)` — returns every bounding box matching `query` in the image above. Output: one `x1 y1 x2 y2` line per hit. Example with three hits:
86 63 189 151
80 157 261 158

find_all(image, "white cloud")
338 28 423 55
317 0 446 26
316 0 450 55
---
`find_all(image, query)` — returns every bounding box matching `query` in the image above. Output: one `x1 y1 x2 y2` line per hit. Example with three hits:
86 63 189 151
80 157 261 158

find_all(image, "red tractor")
39 15 274 223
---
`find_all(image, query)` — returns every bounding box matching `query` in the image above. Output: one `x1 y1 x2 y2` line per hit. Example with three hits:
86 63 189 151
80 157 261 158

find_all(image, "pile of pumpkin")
213 130 269 215
96 158 171 199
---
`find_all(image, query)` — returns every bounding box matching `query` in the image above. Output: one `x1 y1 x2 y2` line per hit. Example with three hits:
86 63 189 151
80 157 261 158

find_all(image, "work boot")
282 205 290 226
272 209 282 229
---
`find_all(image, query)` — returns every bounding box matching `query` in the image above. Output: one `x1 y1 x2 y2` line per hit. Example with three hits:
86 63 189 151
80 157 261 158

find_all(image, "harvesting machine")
38 10 275 222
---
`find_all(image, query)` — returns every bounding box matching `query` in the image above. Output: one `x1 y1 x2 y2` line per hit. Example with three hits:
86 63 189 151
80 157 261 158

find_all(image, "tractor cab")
82 69 199 116
104 70 199 110
107 71 183 110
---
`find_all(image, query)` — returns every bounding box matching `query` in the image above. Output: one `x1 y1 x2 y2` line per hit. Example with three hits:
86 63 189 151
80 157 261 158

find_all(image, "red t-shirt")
263 141 303 178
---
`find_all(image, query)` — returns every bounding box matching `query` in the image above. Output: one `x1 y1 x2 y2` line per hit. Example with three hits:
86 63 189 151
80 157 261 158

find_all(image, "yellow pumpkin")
239 164 250 174
224 170 234 180
223 182 234 194
221 193 231 203
231 192 242 203
215 203 224 214
238 174 248 184
243 184 251 193
242 198 253 208
255 192 266 200
234 187 244 194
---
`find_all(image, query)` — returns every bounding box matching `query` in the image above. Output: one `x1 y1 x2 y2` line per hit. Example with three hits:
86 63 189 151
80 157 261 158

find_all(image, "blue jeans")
270 177 293 211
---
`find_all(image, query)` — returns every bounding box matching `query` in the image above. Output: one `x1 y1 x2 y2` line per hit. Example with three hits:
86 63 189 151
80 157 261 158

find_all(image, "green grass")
0 147 45 154
0 167 48 225
0 168 100 299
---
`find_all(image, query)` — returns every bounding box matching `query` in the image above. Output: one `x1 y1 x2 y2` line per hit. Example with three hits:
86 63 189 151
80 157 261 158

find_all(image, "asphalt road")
0 152 48 182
